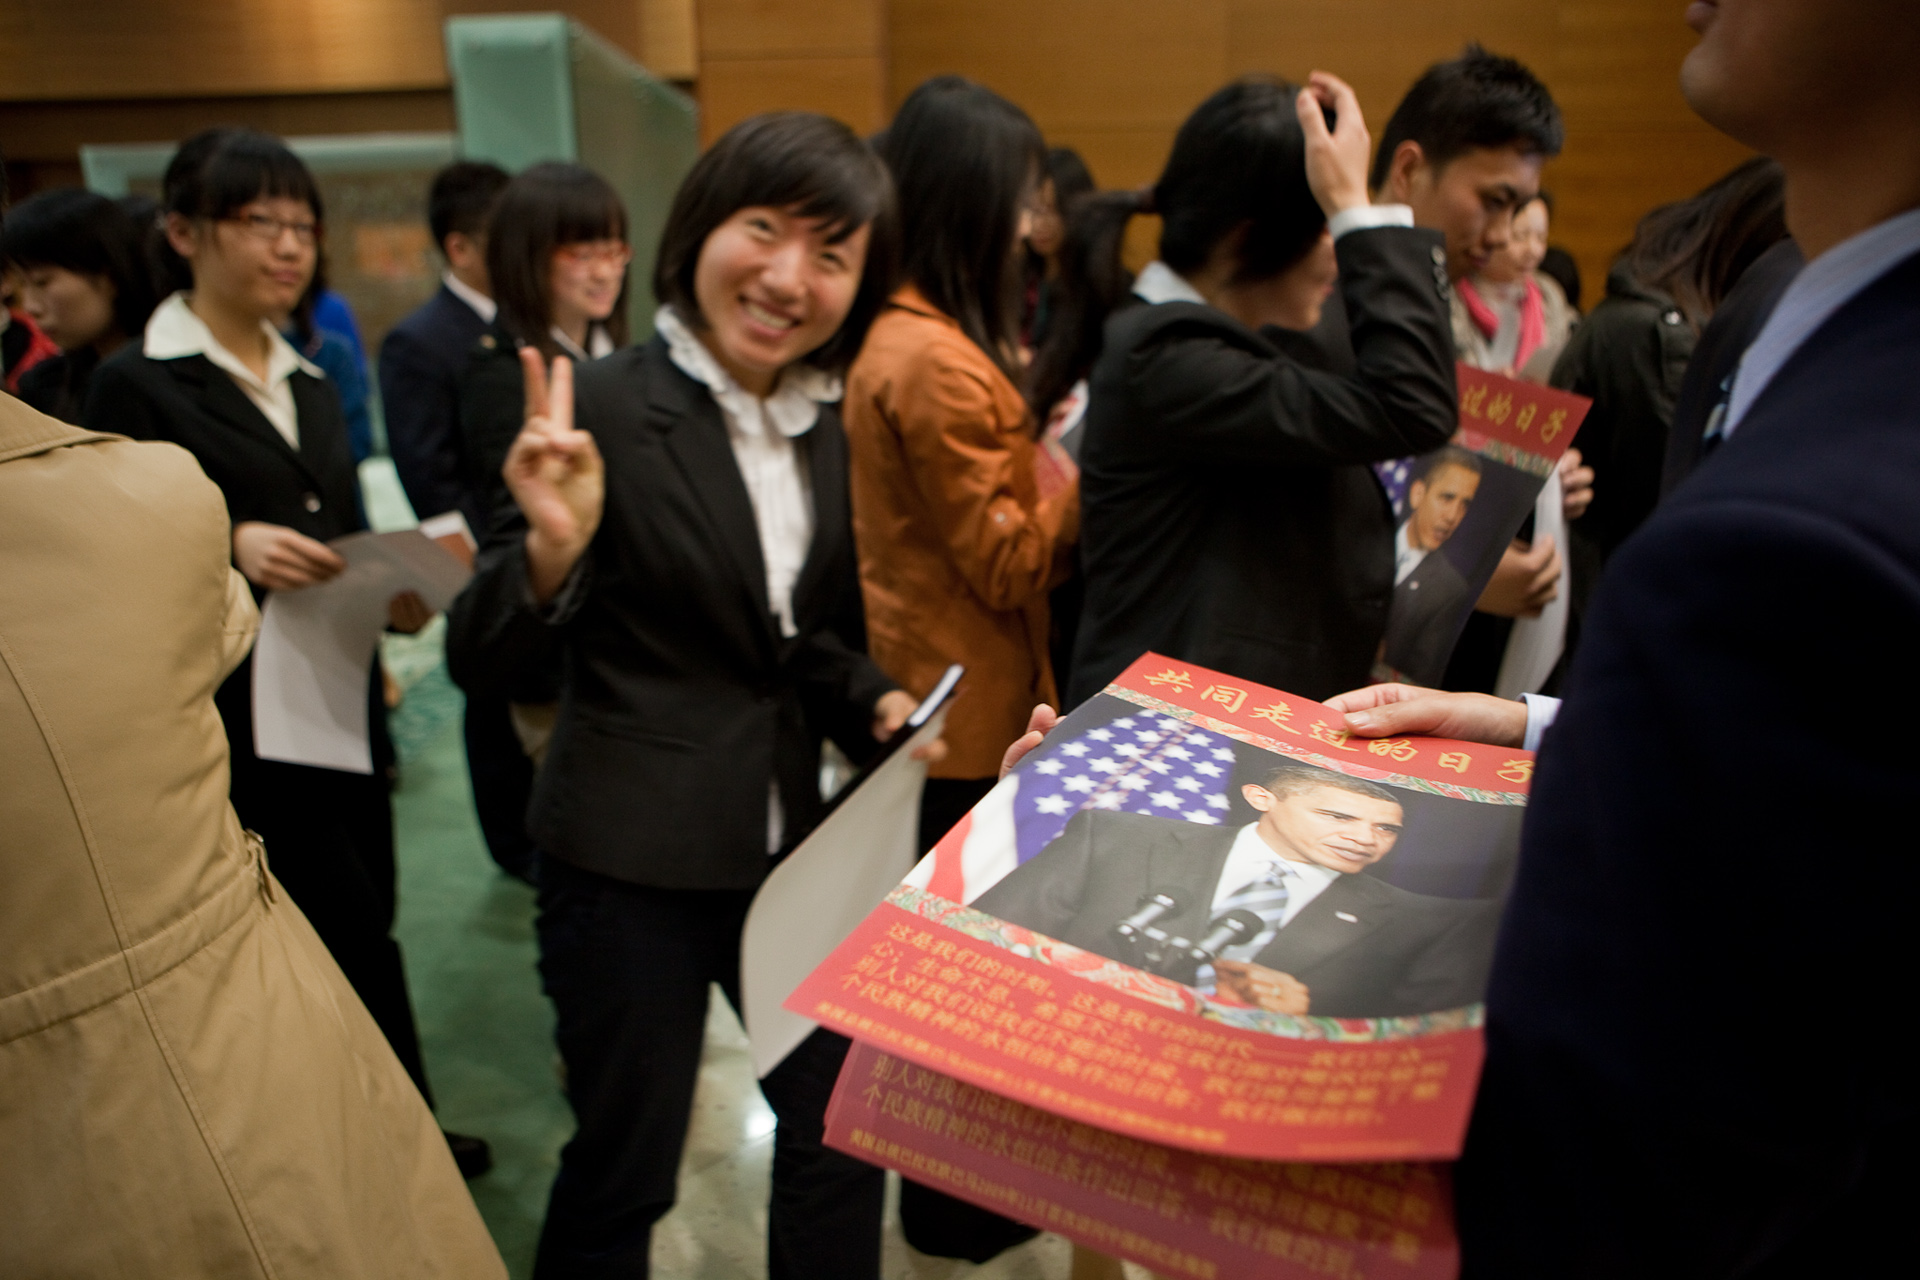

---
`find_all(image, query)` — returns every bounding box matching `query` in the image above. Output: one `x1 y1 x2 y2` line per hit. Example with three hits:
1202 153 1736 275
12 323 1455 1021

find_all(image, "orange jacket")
845 287 1079 779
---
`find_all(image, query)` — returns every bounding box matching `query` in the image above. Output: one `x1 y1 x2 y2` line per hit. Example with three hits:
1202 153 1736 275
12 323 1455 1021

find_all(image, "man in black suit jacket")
377 161 509 535
973 761 1496 1019
1329 3 1920 1269
1383 447 1482 684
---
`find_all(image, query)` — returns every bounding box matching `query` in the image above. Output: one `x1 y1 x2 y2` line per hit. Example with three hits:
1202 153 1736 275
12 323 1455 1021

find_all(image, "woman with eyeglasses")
81 129 489 1176
457 162 631 541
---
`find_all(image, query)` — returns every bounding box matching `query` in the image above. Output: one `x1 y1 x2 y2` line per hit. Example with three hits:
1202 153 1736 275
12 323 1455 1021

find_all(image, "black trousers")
462 690 537 881
532 856 885 1280
895 778 1043 1263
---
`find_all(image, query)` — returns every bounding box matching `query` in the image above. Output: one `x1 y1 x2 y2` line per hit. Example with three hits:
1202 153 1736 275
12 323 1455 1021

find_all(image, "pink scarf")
1457 275 1547 372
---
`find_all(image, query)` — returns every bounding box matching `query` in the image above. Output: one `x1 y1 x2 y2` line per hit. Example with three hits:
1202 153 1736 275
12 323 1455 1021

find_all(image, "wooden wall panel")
697 56 890 139
885 0 1755 307
693 0 889 143
2 0 1760 297
0 2 666 103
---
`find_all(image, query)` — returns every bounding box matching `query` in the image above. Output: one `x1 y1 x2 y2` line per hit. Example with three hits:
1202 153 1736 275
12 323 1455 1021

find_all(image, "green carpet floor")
388 652 567 1279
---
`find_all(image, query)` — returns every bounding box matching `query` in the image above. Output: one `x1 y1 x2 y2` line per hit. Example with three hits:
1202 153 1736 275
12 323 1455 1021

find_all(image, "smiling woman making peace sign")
446 114 919 1279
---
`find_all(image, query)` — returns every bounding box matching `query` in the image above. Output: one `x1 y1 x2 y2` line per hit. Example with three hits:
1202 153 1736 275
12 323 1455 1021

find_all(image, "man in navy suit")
379 161 536 881
379 161 509 535
1327 1 1920 1271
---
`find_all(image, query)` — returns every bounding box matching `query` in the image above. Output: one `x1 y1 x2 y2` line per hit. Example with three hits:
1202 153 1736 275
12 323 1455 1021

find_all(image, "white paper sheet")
1495 478 1572 699
741 706 950 1078
251 526 473 774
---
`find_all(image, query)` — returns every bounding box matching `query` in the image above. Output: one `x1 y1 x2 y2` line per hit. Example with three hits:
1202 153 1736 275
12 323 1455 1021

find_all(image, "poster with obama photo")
787 654 1537 1166
1374 365 1591 688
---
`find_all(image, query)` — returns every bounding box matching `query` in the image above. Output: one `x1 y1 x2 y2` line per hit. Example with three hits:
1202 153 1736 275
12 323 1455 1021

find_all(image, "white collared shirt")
656 306 839 641
1393 520 1429 585
551 325 615 364
442 270 496 323
144 292 321 448
1131 206 1416 309
1211 822 1341 931
1726 207 1920 436
656 306 843 855
1132 260 1208 307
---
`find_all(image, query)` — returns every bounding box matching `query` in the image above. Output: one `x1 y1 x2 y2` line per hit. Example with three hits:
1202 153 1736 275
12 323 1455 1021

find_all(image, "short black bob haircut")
0 188 160 340
654 111 896 376
878 76 1044 377
487 161 631 359
163 128 324 226
1410 444 1485 486
429 160 511 253
1259 758 1401 807
1028 76 1327 416
1369 44 1564 191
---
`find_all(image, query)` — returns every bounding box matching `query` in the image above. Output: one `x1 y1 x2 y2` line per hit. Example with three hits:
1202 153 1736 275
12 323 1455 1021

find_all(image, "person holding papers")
79 129 488 1176
1330 1 1920 1268
446 113 927 1280
1037 73 1458 708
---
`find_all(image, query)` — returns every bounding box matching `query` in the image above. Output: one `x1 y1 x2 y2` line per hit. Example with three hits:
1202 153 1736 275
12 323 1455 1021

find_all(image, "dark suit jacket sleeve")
1126 227 1457 467
1388 896 1500 1013
1552 300 1693 562
789 566 898 766
379 325 470 523
970 809 1098 936
458 347 527 520
444 502 579 701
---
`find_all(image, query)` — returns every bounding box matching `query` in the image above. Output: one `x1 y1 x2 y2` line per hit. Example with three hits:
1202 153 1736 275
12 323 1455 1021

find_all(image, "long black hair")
1623 157 1787 325
0 187 160 341
1029 76 1326 416
654 111 897 375
487 162 631 359
879 76 1045 377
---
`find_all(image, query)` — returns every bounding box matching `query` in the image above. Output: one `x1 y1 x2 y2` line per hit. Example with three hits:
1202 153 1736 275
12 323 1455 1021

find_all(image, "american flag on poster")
907 711 1235 906
1374 457 1414 517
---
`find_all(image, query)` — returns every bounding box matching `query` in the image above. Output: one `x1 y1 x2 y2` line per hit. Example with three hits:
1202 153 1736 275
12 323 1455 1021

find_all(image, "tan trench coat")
0 396 504 1278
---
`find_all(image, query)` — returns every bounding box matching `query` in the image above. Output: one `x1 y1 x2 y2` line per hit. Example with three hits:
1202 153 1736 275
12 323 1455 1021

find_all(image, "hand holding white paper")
251 525 473 773
741 704 951 1079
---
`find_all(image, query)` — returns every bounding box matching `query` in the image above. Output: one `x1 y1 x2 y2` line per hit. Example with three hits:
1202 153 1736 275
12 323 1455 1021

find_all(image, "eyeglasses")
555 242 634 270
226 213 319 246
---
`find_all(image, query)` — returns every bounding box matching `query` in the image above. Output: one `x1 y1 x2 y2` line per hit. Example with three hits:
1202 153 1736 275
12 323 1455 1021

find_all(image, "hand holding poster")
787 654 1531 1164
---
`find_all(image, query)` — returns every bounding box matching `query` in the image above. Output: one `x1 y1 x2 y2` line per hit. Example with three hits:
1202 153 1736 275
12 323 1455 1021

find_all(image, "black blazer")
86 345 364 546
378 284 493 535
454 322 534 540
973 810 1497 1019
1457 246 1920 1275
83 343 379 772
445 336 897 891
1382 544 1475 687
1068 227 1458 706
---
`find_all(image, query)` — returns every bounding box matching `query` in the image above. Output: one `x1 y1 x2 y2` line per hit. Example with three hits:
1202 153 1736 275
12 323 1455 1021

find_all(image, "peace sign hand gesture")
503 348 605 603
